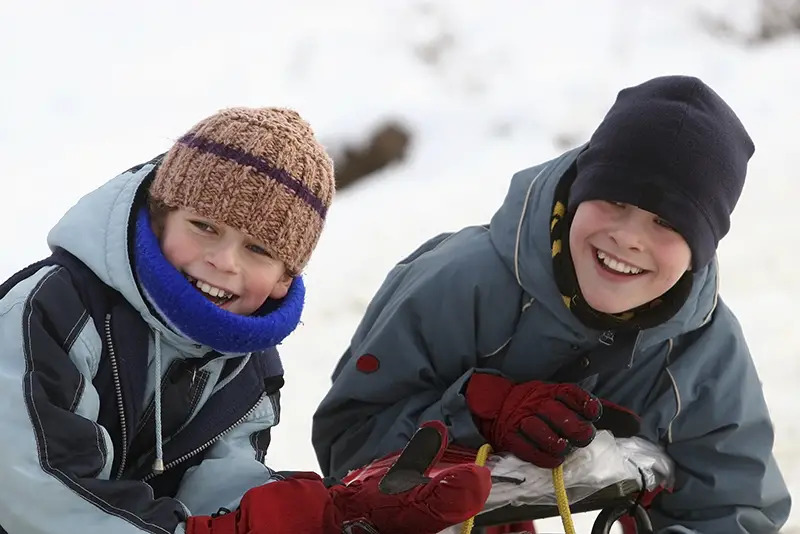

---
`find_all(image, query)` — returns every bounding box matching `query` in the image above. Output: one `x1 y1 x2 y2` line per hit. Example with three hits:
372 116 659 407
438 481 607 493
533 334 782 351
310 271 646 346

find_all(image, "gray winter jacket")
312 147 791 533
0 161 286 533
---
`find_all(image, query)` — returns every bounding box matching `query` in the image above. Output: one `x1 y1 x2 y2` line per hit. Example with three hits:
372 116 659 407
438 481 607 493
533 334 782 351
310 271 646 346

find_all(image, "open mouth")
184 274 239 307
594 248 648 276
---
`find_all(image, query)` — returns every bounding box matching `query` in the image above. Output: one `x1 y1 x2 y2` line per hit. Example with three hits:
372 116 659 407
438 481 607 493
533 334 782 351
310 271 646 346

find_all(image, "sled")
345 430 673 534
469 478 657 534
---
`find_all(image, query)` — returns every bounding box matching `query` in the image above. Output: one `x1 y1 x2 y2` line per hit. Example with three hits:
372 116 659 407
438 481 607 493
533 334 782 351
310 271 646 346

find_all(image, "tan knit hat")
149 107 334 274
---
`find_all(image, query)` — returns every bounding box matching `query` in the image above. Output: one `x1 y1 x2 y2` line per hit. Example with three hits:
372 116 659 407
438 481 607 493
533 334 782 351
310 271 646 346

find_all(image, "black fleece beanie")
569 75 755 269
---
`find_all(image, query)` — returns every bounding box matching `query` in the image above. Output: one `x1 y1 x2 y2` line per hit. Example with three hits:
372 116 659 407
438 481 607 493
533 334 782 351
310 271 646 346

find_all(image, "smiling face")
569 200 692 314
155 208 292 315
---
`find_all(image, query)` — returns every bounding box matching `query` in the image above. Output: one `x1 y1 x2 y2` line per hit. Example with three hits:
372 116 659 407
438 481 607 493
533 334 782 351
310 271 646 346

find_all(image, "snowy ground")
1 0 798 531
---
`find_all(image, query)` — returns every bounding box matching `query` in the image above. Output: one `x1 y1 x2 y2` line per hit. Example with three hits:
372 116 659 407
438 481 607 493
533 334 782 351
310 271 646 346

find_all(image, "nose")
206 240 239 273
608 212 646 252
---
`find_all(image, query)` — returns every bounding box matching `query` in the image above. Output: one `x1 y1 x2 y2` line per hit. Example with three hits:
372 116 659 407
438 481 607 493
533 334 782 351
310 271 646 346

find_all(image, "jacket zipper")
104 313 129 480
141 394 265 482
132 360 205 443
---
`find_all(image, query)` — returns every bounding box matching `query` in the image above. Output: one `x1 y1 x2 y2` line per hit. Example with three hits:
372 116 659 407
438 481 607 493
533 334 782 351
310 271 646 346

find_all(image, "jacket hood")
47 159 305 357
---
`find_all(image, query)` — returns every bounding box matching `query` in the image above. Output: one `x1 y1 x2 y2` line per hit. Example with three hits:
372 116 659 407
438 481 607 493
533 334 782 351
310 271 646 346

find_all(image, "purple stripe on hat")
178 132 327 218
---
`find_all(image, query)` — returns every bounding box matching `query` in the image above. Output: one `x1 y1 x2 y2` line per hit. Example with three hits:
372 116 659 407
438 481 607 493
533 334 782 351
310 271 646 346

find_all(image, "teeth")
194 279 232 299
596 250 643 274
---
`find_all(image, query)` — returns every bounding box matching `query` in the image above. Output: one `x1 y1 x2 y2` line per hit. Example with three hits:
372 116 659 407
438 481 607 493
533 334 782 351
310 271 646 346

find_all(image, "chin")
582 293 635 315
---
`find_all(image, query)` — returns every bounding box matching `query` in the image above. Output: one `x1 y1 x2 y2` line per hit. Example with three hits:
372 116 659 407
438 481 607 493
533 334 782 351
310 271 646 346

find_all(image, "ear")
269 273 293 300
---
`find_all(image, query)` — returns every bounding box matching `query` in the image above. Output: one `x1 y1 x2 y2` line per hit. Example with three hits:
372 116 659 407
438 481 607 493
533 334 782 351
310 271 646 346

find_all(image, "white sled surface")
439 431 674 534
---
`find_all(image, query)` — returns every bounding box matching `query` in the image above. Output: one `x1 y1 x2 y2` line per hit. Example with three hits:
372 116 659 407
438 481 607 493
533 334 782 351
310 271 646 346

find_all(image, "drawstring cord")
460 445 575 534
152 332 165 474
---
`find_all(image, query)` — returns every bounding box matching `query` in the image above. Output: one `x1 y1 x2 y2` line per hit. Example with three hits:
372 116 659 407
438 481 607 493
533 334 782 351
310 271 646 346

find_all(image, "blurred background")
1 0 798 530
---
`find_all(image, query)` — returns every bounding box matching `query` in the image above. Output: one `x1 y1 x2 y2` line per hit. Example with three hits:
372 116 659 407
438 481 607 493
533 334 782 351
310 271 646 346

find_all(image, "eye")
247 243 272 257
190 220 216 233
655 218 676 231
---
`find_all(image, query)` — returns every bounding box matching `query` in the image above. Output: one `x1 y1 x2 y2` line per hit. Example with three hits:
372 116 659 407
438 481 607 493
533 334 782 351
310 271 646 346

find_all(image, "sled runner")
469 478 656 534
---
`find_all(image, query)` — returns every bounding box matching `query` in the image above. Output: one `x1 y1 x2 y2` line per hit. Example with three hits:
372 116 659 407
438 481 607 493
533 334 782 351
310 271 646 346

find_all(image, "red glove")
186 421 491 534
185 474 334 534
465 373 639 468
330 420 491 533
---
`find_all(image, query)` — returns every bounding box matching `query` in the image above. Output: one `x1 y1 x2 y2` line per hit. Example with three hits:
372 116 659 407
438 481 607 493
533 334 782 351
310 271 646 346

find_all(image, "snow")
1 0 797 531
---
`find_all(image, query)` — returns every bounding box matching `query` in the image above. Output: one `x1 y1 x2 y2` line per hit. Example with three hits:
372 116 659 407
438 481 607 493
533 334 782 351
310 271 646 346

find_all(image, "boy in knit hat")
0 107 490 534
313 76 792 533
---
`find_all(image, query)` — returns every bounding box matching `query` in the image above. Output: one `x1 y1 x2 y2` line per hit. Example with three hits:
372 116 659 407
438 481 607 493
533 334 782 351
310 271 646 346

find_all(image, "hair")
147 195 175 237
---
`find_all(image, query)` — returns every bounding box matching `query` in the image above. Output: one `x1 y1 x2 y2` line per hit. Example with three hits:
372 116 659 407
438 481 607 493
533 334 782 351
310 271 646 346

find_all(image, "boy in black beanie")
313 76 791 533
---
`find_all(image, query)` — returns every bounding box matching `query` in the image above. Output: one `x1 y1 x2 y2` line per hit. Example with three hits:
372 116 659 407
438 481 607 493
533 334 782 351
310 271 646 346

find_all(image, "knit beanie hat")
149 107 335 275
569 75 754 269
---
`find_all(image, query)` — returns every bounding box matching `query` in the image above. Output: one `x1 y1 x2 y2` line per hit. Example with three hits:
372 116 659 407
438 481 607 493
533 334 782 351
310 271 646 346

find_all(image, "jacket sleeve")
312 230 517 478
649 301 791 533
175 392 282 514
0 266 188 534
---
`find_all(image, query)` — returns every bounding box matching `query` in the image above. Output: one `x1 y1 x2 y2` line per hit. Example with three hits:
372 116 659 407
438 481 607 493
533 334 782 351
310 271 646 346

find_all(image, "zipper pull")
599 330 615 346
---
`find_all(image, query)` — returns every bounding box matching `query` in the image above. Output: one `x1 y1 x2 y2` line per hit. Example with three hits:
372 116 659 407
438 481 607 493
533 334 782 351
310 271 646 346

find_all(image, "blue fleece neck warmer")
132 208 305 353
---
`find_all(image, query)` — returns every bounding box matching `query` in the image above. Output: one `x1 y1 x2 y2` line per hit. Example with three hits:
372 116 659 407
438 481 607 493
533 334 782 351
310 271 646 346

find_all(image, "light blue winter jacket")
0 161 289 533
312 147 791 533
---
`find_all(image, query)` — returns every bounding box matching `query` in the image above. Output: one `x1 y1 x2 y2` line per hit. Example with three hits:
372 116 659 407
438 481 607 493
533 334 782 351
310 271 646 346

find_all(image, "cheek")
161 232 199 266
241 266 282 298
569 205 605 247
568 216 592 256
654 243 691 283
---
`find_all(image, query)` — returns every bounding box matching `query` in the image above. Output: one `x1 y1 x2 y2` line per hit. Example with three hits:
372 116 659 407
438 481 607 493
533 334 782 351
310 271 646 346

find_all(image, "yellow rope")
460 444 493 534
460 445 576 534
552 464 576 534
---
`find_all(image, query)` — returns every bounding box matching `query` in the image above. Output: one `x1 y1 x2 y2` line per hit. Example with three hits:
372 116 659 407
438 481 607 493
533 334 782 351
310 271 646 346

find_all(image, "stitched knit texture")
149 107 335 274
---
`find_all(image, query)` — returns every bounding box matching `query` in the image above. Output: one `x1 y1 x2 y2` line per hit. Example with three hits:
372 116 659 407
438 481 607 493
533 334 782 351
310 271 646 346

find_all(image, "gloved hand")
465 373 640 468
329 420 491 533
186 421 491 534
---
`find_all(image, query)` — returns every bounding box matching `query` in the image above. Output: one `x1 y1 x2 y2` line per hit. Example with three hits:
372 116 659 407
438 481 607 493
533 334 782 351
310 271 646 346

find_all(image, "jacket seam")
186 372 210 419
91 421 109 478
513 168 547 286
23 268 171 534
664 339 681 444
74 327 102 379
0 266 60 317
0 297 28 318
63 309 90 353
67 374 86 413
268 392 280 426
250 430 269 464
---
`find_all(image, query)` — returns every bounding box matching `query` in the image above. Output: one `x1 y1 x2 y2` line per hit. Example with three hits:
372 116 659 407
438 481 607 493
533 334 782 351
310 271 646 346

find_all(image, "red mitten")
465 373 602 468
465 373 641 468
330 421 491 534
186 421 491 534
186 472 334 534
